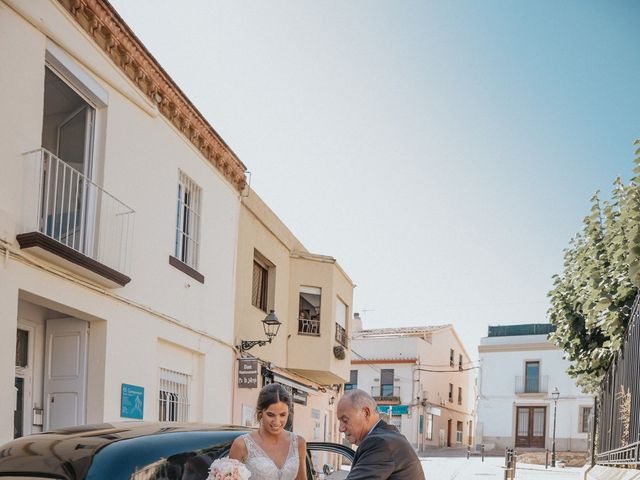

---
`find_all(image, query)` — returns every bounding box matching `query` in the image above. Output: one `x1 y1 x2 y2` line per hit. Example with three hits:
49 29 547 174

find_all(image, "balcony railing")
371 385 401 402
335 323 348 347
298 317 320 336
20 149 134 282
515 375 549 394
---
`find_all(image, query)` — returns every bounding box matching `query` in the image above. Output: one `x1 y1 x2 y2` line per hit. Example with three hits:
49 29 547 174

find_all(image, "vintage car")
0 422 354 480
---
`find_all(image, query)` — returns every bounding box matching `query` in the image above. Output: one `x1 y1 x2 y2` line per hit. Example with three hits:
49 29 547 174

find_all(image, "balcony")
335 322 348 347
371 385 401 404
515 375 549 394
18 149 134 288
298 317 320 336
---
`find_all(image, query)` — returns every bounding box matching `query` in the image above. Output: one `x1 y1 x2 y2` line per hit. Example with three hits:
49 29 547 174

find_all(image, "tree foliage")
548 140 640 392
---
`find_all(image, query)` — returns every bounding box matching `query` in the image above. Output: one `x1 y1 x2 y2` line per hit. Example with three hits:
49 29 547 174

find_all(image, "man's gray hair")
343 389 379 412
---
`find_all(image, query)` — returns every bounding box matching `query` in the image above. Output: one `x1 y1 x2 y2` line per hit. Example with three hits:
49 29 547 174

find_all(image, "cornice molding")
478 342 559 353
57 0 246 192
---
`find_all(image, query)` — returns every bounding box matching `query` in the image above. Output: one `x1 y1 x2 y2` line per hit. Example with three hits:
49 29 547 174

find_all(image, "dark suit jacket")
346 421 425 480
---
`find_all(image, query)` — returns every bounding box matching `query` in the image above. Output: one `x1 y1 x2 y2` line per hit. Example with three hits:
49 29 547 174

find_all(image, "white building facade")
349 321 476 451
1 0 247 443
476 324 594 452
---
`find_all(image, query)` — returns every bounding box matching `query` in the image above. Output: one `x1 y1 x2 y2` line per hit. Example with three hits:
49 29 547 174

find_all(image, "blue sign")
121 383 144 419
377 405 409 415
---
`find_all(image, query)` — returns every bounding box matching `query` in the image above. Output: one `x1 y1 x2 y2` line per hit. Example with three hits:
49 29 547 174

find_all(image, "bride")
230 383 307 480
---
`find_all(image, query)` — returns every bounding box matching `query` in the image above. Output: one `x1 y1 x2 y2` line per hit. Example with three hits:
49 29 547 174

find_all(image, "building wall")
477 334 594 451
350 326 476 451
232 190 354 443
1 0 241 443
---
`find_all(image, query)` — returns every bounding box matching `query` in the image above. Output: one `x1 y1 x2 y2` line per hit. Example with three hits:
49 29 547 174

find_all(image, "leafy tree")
548 140 640 392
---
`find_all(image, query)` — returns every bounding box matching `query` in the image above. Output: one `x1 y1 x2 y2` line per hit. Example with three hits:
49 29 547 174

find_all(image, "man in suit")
337 389 426 480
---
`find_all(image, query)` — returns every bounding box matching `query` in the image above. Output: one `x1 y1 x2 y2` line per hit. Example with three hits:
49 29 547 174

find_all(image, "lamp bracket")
240 339 272 351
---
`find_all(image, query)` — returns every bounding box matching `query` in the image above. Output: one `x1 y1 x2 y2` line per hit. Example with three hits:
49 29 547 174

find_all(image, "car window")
85 432 242 480
306 443 355 480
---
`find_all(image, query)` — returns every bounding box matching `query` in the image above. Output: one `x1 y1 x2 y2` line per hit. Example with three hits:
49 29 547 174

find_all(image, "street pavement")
420 456 583 479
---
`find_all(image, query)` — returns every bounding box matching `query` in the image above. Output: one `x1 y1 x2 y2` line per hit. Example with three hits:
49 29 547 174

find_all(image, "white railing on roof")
21 148 134 275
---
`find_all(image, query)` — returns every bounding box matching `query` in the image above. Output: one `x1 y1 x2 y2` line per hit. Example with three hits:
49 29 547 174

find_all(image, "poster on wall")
121 383 144 419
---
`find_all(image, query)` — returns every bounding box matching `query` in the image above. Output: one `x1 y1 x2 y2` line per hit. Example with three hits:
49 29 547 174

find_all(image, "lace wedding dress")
241 431 299 480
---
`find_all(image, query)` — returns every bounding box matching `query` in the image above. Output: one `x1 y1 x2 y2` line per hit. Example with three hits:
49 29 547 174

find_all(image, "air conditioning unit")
373 378 380 382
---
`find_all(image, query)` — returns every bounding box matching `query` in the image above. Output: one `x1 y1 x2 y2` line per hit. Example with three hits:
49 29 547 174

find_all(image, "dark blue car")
0 422 354 479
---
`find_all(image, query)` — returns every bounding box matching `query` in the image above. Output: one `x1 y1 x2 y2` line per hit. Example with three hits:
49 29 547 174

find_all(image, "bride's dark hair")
256 383 292 419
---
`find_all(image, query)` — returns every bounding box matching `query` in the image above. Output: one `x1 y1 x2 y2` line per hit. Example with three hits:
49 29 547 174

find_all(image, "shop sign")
377 404 409 415
292 388 308 405
238 358 259 389
426 405 442 416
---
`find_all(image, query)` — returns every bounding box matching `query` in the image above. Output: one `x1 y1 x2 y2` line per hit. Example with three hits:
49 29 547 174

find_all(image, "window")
459 354 463 371
391 414 402 432
456 421 463 443
380 369 395 397
448 383 453 402
159 368 191 422
458 387 463 405
252 260 268 311
175 171 201 269
450 349 455 367
580 406 593 433
335 298 348 347
525 361 540 393
345 370 358 391
298 286 321 335
425 414 433 440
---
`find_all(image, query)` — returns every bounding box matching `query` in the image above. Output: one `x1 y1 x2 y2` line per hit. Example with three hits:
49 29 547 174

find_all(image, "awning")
272 373 317 395
377 405 409 415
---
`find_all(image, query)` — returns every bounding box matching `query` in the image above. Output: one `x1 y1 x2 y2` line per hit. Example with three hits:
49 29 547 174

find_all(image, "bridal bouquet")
207 458 251 480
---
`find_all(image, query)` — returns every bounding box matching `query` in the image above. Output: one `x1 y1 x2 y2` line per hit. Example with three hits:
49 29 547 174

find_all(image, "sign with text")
121 383 144 419
238 358 259 389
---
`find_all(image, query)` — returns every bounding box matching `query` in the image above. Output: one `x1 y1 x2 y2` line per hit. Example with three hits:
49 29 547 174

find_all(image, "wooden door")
516 406 546 448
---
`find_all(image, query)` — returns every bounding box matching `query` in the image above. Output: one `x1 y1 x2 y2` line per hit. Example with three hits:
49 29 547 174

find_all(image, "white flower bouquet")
207 457 251 480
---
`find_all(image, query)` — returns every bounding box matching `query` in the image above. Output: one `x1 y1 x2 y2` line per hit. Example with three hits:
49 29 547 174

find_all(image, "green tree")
548 141 640 392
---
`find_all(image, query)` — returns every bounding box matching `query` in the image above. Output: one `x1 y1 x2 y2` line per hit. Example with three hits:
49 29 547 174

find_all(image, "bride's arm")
296 436 308 480
229 436 248 462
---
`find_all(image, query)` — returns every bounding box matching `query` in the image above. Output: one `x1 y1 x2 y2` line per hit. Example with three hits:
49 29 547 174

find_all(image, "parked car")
0 422 354 480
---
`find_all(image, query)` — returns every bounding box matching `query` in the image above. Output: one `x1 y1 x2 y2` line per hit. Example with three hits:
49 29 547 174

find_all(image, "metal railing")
22 149 134 274
298 317 320 336
371 385 400 399
335 323 348 347
515 375 549 394
596 294 640 467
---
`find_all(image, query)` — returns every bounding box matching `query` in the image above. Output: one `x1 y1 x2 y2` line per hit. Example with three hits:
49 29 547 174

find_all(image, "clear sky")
110 0 640 359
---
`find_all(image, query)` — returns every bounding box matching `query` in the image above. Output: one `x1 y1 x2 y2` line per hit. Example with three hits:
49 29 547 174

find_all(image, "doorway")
515 406 546 448
41 66 96 253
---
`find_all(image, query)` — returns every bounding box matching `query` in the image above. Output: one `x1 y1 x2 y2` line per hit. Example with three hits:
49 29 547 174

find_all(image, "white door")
43 318 88 430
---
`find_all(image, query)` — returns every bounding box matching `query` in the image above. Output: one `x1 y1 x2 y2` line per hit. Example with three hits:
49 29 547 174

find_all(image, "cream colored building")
233 190 355 444
0 0 247 443
349 321 476 451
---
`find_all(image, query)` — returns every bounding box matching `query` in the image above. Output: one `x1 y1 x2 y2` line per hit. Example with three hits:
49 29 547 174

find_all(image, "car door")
306 442 355 480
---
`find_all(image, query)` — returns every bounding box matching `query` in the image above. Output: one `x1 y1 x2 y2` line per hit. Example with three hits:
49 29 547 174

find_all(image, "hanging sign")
238 358 259 389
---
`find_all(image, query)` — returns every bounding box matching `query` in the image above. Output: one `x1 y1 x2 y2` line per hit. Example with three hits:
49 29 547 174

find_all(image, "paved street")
420 456 582 480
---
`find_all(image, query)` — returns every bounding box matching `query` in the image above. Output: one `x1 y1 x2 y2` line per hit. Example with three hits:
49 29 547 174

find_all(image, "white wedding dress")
241 431 299 480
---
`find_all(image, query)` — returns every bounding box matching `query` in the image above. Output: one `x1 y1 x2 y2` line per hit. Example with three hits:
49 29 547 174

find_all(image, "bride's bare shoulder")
229 434 248 461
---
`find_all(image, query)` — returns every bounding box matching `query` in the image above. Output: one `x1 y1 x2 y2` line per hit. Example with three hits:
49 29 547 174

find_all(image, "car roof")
0 422 252 480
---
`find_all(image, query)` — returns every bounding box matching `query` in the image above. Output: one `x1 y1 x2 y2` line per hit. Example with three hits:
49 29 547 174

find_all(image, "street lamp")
239 310 281 351
551 387 560 467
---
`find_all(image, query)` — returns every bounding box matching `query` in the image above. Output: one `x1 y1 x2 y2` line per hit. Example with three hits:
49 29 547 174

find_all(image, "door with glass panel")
516 406 546 448
41 66 96 254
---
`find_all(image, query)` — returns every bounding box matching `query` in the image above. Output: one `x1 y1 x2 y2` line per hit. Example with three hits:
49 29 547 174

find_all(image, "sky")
110 0 640 359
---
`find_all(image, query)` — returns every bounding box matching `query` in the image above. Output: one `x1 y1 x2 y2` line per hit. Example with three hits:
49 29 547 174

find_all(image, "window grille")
159 368 191 422
175 171 201 269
